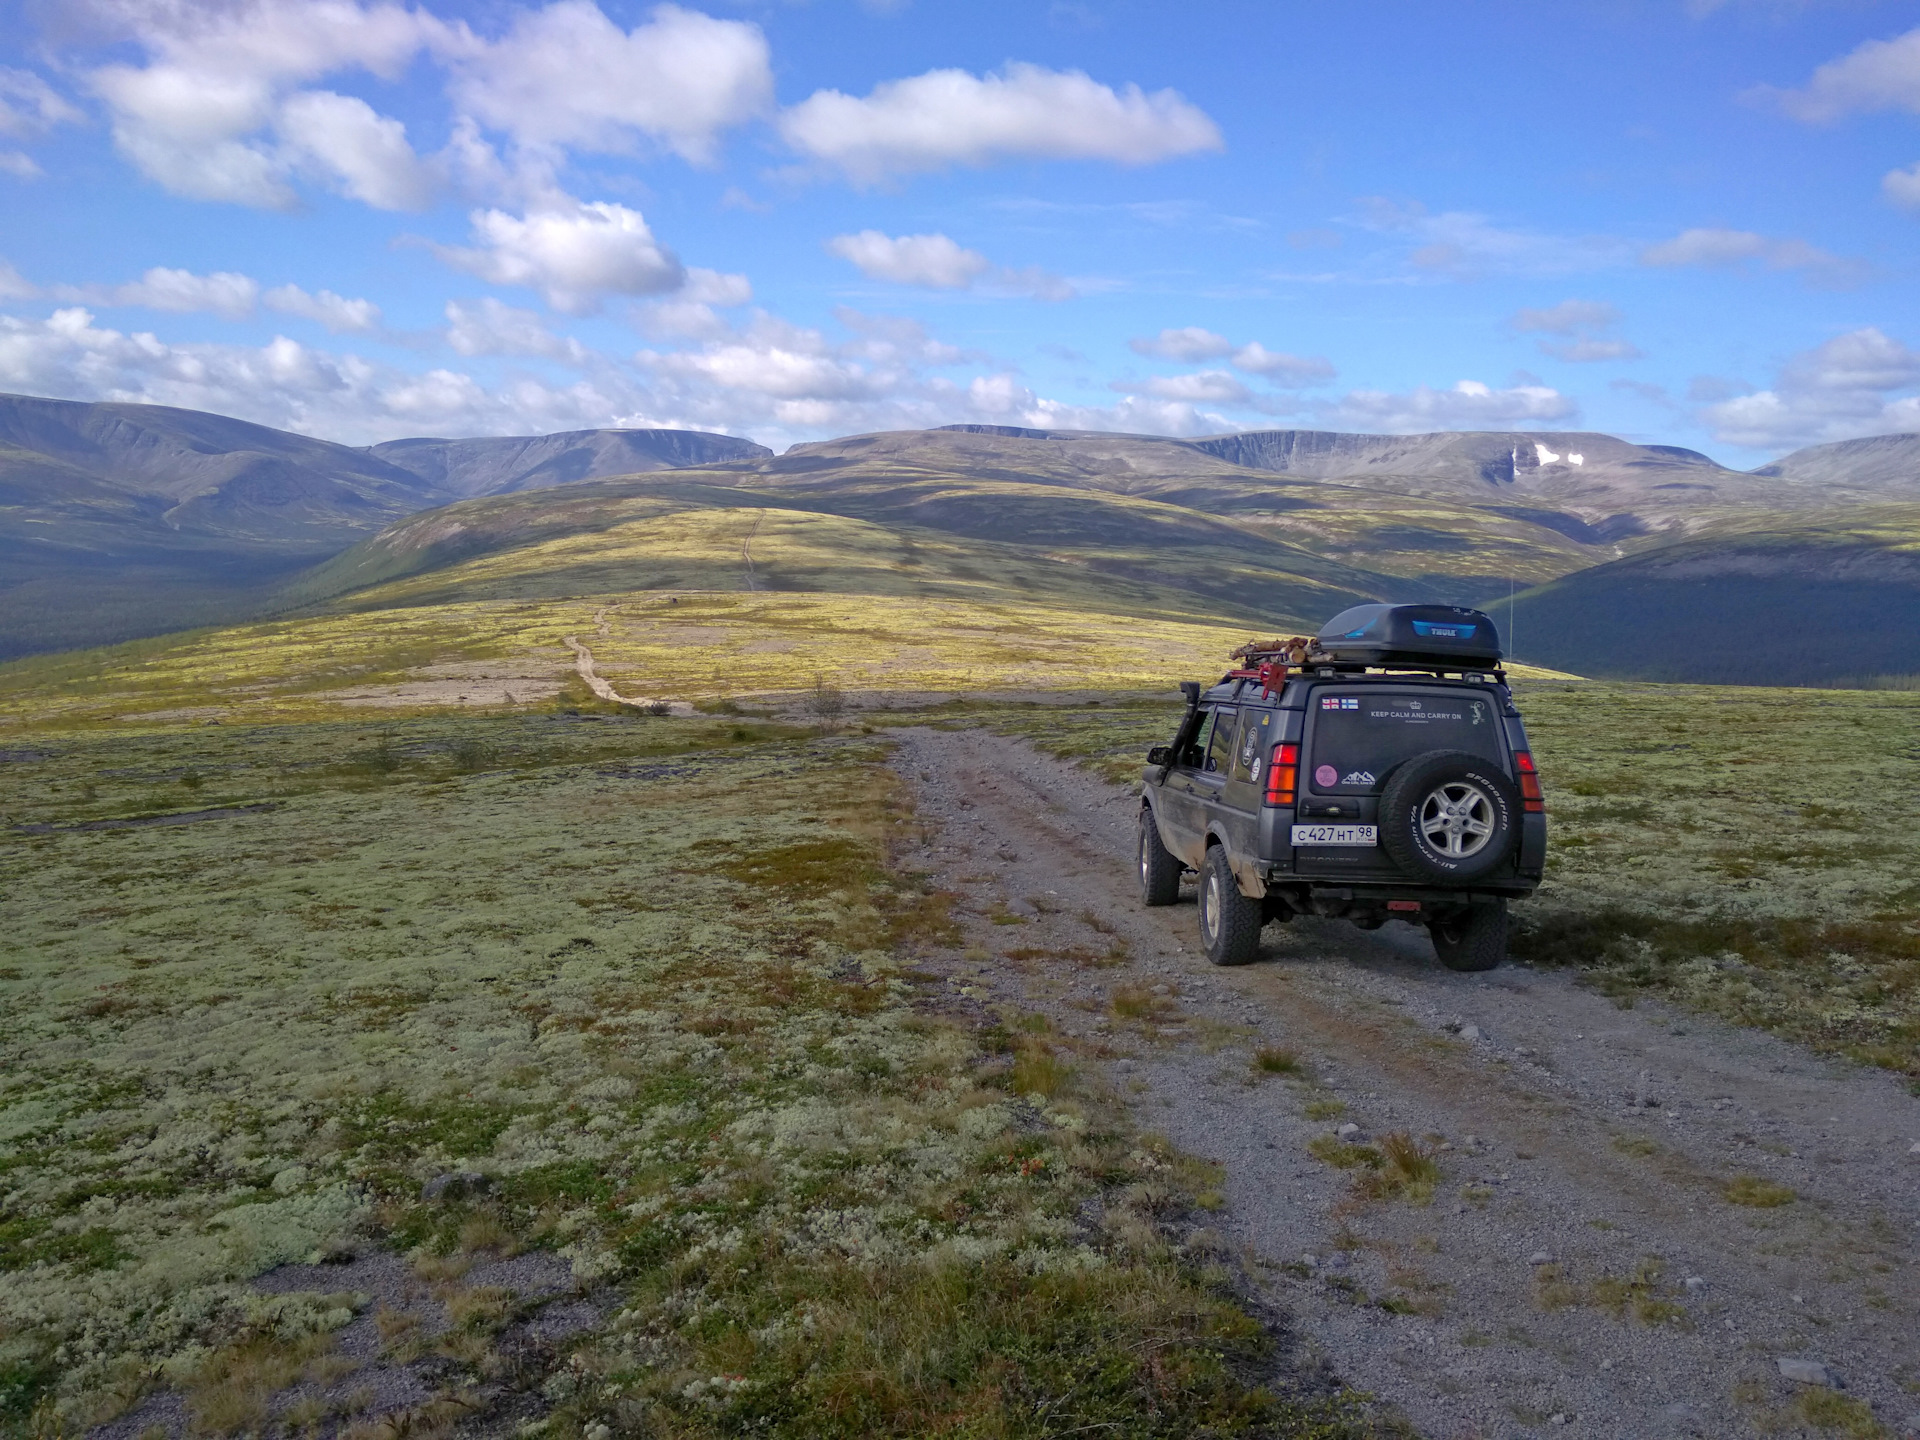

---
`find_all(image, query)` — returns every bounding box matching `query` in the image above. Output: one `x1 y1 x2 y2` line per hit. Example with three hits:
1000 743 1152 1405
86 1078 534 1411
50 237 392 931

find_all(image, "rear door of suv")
1294 682 1508 877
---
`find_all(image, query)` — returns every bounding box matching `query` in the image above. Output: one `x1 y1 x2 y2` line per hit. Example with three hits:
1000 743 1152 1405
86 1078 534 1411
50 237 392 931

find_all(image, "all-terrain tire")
1138 806 1182 906
1379 750 1520 883
1198 844 1263 966
1429 899 1508 972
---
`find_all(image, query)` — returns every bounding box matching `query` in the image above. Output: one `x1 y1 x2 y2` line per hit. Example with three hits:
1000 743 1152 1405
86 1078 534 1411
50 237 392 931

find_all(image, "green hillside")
1502 506 1920 685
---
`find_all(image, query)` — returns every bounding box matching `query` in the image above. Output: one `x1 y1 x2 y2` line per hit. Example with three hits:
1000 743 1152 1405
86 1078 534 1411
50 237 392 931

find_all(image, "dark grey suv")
1137 604 1546 970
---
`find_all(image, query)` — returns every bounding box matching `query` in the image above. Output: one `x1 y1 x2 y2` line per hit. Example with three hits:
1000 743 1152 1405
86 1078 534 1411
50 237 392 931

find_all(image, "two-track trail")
890 726 1920 1440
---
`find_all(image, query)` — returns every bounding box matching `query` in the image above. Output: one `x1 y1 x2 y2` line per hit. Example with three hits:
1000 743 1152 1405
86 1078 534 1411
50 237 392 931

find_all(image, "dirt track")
891 726 1920 1440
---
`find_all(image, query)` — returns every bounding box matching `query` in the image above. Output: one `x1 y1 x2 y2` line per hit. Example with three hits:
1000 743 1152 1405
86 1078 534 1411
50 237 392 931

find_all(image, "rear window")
1306 688 1501 794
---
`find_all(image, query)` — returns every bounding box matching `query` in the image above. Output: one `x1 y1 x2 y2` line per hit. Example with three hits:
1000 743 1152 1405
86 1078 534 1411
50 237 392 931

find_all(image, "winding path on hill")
892 728 1920 1440
561 615 693 715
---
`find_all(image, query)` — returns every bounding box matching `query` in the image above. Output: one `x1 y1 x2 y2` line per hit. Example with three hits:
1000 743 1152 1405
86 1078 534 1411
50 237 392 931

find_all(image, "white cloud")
1322 379 1577 433
1884 161 1920 210
825 230 1074 299
1230 343 1335 385
277 89 437 209
828 231 989 289
1129 326 1232 361
1135 370 1251 405
1639 227 1864 286
0 303 710 444
1126 329 1333 385
81 0 458 209
264 283 381 332
0 67 81 176
1506 299 1642 363
436 201 684 313
778 61 1222 185
1762 25 1920 123
1698 327 1920 450
444 296 587 361
448 2 770 165
106 266 262 318
0 258 38 300
0 67 82 140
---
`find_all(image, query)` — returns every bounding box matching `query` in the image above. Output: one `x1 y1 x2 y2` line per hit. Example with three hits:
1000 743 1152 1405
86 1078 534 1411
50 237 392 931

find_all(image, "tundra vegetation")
4 615 1918 1434
0 707 1372 1437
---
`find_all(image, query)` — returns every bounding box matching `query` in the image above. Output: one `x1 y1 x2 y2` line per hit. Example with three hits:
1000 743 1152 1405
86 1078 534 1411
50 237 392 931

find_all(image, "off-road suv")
1137 603 1546 971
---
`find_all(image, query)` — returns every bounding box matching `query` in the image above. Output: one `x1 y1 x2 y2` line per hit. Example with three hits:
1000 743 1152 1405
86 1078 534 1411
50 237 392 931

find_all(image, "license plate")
1291 824 1377 847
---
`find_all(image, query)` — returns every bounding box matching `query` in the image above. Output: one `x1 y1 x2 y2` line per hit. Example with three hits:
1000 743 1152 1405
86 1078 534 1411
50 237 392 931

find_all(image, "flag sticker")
1321 696 1358 710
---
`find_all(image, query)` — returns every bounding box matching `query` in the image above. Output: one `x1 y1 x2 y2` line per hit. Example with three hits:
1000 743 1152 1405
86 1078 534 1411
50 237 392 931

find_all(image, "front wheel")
1138 808 1182 906
1429 899 1508 972
1198 846 1263 966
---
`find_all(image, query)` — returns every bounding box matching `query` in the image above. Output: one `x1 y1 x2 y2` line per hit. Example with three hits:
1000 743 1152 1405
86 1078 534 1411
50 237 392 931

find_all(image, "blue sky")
1 0 1917 462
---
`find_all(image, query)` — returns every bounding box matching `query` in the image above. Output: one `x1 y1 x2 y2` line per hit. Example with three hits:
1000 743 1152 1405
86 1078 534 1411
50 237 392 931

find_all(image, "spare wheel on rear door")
1378 749 1519 882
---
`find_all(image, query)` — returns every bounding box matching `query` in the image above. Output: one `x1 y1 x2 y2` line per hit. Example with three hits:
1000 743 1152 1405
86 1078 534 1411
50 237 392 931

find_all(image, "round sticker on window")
1314 764 1338 788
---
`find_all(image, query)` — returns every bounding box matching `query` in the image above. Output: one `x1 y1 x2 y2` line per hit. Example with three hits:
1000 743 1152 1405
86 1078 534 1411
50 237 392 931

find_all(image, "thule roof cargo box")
1314 603 1503 670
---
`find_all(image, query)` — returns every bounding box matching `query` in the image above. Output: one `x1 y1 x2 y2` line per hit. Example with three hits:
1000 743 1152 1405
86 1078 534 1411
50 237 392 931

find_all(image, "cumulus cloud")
109 267 261 317
80 0 457 208
1639 228 1865 287
1506 298 1642 363
1697 326 1920 449
828 231 989 289
1761 25 1920 123
1882 161 1920 211
1129 370 1251 405
631 267 754 342
1129 326 1232 362
778 61 1222 185
1229 343 1335 385
444 296 588 361
448 2 771 164
436 202 685 312
277 89 438 209
264 283 381 331
1322 379 1577 433
825 230 1074 299
0 303 714 444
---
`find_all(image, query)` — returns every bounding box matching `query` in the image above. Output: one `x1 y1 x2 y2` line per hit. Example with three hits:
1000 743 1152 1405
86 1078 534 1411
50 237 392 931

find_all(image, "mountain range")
1 389 1916 684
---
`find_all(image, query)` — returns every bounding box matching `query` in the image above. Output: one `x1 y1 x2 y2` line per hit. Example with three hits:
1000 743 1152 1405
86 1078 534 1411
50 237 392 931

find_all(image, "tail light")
1514 751 1544 813
1264 743 1298 807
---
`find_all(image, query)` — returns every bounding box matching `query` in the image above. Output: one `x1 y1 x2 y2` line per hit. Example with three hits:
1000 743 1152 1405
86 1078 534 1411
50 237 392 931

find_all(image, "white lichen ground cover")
0 713 1363 1437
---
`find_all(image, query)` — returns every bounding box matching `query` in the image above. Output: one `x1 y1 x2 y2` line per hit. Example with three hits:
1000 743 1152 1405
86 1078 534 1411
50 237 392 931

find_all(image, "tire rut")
891 724 1920 1440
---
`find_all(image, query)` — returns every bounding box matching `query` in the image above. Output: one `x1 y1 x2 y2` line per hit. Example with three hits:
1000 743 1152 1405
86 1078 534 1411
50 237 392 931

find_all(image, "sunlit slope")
1503 506 1920 685
0 588 1301 729
289 468 1400 626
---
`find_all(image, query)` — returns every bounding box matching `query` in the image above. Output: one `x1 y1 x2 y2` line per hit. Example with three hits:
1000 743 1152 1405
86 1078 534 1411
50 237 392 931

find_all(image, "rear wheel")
1429 899 1508 972
1198 845 1263 966
1379 751 1519 883
1138 808 1182 906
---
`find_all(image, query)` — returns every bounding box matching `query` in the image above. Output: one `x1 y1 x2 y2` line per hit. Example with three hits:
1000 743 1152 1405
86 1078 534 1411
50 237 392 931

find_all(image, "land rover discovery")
1137 603 1546 970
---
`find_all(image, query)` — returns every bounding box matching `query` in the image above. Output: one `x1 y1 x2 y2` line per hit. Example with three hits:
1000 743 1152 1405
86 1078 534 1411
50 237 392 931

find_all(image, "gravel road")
889 725 1920 1440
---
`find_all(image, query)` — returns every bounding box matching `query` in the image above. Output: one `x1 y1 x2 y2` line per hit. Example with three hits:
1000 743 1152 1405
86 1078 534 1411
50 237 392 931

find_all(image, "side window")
1233 709 1270 783
1205 707 1240 774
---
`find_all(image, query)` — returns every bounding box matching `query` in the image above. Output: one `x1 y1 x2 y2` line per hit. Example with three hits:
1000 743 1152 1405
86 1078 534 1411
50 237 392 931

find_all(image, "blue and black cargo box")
1314 604 1504 670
